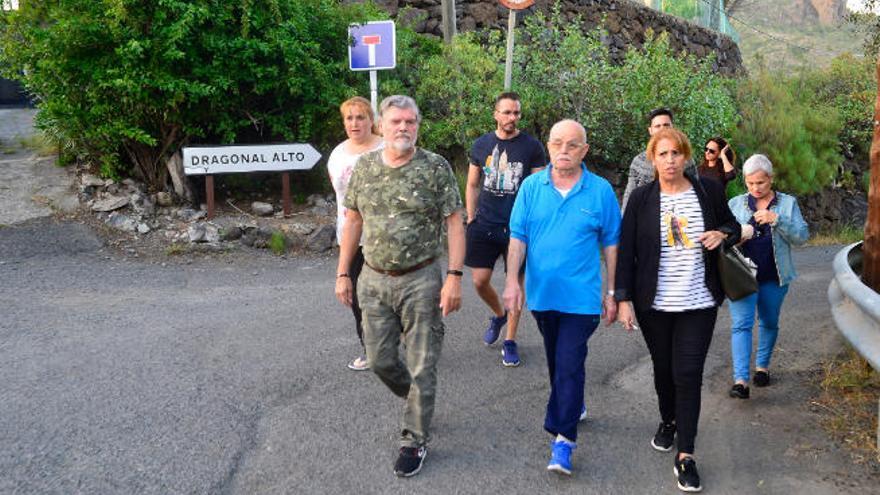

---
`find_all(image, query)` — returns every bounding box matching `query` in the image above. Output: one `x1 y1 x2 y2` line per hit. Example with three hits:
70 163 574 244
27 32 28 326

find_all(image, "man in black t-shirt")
465 92 546 367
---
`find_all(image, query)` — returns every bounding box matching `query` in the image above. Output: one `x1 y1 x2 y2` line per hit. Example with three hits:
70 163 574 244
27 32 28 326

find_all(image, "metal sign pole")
369 70 378 116
504 9 516 91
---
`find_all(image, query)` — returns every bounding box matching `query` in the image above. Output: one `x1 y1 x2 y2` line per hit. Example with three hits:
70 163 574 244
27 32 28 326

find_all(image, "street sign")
348 21 396 71
183 144 321 175
499 0 535 10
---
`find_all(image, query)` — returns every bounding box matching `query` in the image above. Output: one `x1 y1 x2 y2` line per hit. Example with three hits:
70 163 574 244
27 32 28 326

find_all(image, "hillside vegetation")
728 0 864 70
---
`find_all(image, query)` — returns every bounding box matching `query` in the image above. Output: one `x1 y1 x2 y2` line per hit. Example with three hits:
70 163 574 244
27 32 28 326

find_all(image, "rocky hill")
730 0 863 69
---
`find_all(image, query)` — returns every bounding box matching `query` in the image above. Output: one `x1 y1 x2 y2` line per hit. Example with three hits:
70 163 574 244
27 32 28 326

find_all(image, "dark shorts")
465 220 520 273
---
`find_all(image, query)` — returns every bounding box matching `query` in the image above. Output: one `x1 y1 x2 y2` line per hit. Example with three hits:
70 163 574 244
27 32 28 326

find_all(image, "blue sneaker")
547 440 574 475
579 404 587 422
501 340 520 367
483 312 508 345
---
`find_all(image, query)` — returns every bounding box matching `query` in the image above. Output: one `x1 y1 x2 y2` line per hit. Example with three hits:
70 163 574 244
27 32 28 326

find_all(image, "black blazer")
615 173 741 310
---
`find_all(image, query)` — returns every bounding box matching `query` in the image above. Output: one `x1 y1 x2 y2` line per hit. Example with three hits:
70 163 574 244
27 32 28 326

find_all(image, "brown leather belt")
366 257 435 277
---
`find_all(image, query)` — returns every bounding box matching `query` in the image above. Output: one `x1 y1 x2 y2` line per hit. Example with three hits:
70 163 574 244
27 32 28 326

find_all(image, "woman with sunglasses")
698 137 736 188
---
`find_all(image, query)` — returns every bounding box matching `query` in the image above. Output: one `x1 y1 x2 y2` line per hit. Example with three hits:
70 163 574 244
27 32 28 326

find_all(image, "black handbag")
717 244 758 301
690 173 758 301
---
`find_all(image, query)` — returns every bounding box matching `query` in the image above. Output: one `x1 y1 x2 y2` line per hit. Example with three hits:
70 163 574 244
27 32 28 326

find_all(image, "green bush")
414 32 502 165
268 230 287 255
0 0 387 191
513 7 738 173
733 68 842 195
514 7 617 149
614 31 738 168
795 53 875 163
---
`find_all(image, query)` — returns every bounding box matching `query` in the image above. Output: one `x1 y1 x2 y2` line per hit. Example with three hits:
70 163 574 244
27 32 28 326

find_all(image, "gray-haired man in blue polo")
502 119 620 476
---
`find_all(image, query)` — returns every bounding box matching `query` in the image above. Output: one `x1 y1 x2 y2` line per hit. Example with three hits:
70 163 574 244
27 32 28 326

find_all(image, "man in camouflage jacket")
335 95 465 478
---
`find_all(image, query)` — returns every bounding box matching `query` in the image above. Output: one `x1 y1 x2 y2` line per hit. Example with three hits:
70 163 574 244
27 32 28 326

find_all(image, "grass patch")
268 231 287 255
17 133 58 157
813 348 880 466
809 224 864 246
164 243 188 256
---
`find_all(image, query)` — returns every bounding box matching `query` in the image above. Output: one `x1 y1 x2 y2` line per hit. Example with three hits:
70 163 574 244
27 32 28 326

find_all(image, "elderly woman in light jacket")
727 154 809 399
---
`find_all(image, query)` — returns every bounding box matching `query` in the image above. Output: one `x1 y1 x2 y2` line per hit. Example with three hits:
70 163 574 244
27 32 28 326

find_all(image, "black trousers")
350 247 365 349
636 306 718 455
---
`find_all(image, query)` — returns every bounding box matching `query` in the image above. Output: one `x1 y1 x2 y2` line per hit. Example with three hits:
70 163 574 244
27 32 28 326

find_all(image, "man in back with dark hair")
621 107 695 212
465 92 546 367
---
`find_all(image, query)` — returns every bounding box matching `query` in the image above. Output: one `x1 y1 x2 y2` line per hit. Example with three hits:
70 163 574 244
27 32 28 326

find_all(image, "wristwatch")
606 289 615 297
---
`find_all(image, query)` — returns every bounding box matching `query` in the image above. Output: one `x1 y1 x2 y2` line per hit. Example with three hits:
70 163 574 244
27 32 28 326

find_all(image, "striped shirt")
652 188 715 312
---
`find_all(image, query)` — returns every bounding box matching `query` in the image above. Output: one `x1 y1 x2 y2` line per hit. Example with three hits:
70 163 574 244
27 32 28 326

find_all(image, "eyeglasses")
548 141 585 151
704 147 718 154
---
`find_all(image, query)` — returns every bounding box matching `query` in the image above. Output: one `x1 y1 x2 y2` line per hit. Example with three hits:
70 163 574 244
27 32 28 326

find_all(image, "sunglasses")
704 147 718 154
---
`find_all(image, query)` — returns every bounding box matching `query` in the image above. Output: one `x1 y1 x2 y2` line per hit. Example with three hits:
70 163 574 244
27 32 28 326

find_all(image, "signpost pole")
369 70 378 116
205 175 215 220
282 172 292 217
441 0 457 44
504 9 516 91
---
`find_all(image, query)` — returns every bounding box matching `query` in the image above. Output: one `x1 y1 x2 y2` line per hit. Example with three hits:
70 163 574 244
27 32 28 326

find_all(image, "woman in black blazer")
616 128 740 493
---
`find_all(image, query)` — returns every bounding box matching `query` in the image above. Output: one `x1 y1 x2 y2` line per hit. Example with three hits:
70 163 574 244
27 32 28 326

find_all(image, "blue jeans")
729 282 790 382
531 311 600 442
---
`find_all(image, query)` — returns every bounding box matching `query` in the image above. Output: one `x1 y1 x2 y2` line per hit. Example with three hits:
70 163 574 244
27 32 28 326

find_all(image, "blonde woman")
327 96 383 371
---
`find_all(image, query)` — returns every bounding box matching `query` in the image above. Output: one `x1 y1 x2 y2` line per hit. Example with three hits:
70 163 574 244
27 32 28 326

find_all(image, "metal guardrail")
828 241 880 447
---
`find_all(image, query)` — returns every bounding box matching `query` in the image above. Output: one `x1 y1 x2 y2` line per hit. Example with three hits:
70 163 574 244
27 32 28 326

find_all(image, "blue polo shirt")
509 164 621 315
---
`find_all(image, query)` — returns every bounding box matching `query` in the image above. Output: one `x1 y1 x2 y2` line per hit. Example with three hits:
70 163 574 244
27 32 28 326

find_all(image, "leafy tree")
849 0 880 58
414 32 502 164
796 53 875 163
733 68 842 195
0 0 384 191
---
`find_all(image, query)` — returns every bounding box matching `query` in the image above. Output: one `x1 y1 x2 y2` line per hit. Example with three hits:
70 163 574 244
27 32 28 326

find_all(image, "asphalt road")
0 217 876 494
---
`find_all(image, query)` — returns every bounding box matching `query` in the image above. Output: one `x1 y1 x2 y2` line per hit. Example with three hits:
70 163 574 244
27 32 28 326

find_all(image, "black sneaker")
393 446 427 477
729 383 750 399
673 456 703 492
753 370 770 387
651 422 676 452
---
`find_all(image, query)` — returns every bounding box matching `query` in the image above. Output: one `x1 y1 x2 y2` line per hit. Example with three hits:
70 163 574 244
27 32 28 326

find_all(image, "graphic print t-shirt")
469 131 546 226
652 188 715 312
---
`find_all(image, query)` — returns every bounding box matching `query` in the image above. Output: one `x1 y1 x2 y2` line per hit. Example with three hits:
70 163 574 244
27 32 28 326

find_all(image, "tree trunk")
864 57 880 290
166 152 194 204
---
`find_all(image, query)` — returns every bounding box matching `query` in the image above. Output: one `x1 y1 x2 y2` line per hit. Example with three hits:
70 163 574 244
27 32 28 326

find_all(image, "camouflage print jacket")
344 148 463 271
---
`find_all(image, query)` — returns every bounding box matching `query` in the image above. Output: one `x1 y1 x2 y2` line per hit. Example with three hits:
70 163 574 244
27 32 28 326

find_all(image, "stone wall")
368 0 744 75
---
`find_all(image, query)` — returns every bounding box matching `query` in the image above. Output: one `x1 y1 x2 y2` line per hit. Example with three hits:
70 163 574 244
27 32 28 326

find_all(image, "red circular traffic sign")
499 0 535 10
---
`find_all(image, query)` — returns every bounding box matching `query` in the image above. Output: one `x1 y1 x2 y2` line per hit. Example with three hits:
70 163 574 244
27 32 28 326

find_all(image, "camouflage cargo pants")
358 260 445 449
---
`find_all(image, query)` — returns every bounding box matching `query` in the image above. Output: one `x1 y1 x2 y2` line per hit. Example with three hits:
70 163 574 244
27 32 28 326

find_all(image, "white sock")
555 434 576 446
